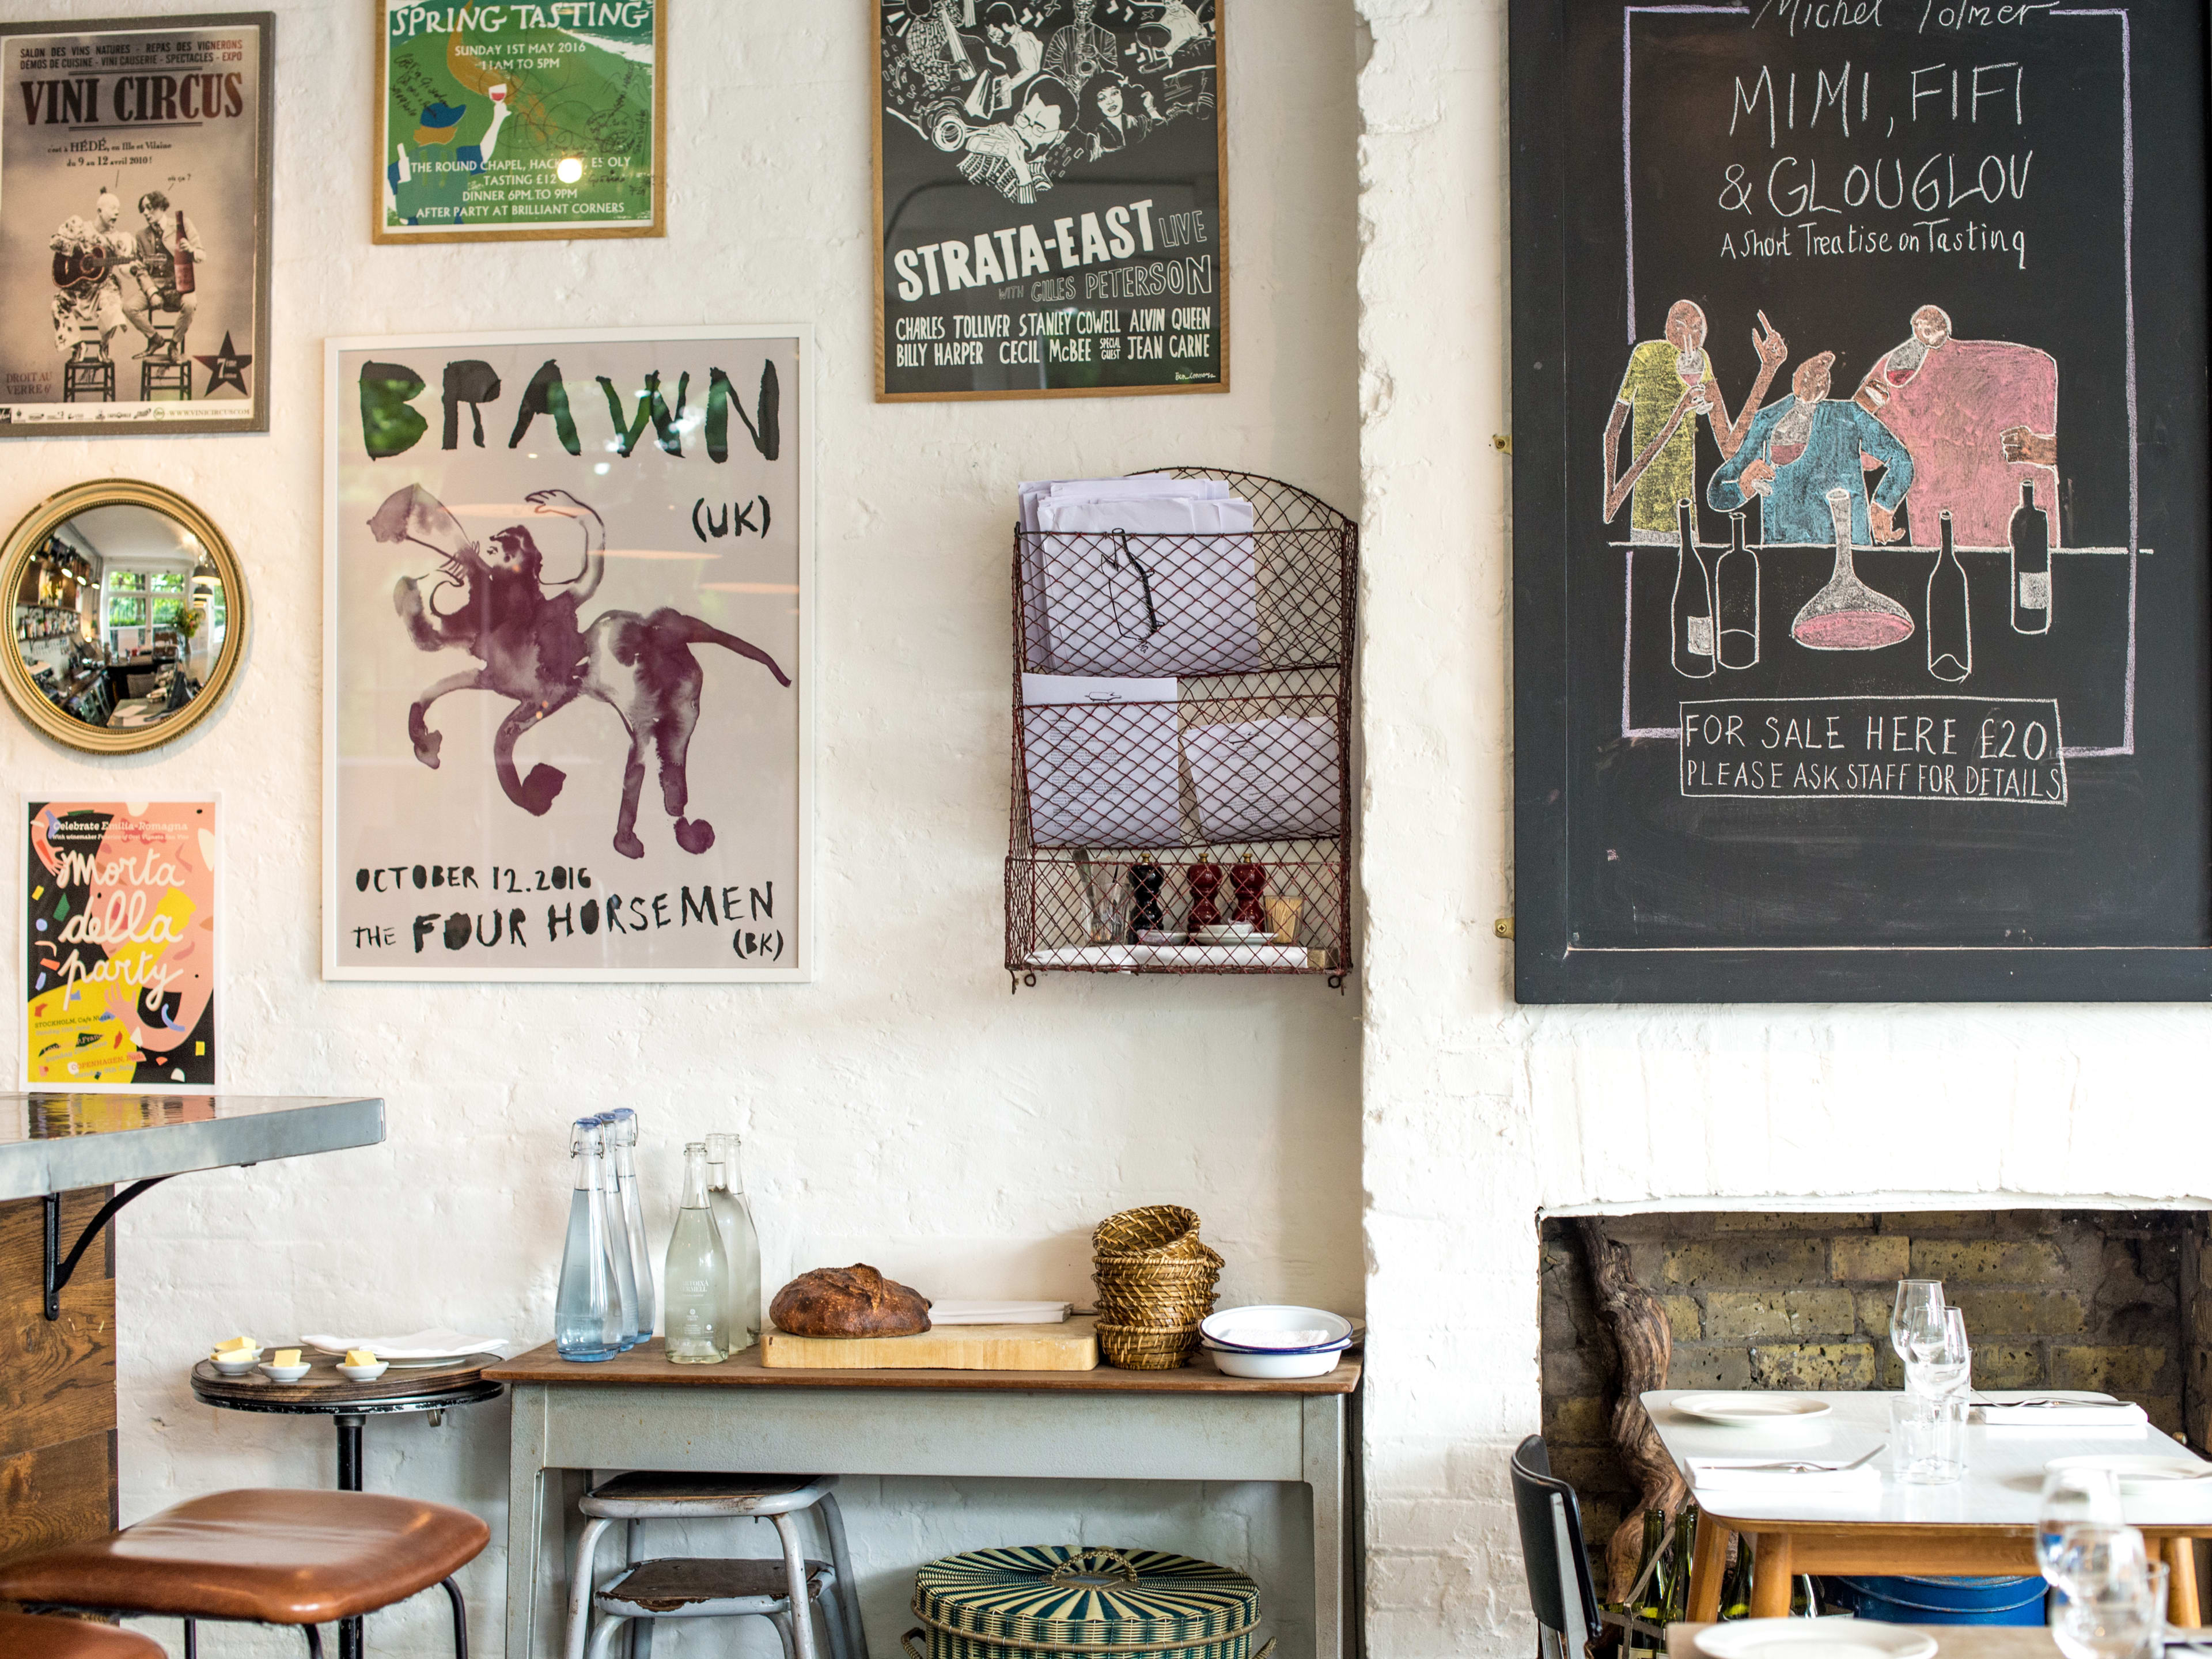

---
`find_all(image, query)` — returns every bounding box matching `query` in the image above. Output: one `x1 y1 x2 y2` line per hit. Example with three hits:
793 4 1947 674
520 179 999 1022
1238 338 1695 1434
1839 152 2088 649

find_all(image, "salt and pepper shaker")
1187 859 1223 929
1229 862 1267 928
1130 858 1165 936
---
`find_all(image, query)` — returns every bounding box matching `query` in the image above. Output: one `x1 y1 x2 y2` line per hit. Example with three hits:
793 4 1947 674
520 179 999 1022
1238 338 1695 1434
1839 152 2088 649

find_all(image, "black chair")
1511 1434 1605 1659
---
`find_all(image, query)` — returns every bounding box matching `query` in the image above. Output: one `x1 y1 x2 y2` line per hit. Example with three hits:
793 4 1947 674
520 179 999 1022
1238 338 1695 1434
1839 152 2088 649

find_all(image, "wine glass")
2041 1469 2126 1588
1915 1306 1972 1400
1891 1279 1946 1380
2050 1524 2162 1659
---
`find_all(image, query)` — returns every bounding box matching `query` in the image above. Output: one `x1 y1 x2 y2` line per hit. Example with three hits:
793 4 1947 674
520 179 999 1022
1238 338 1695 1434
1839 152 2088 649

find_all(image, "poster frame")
21 796 222 1093
872 0 1232 403
320 323 816 985
1507 0 2212 1004
370 0 667 245
0 11 274 439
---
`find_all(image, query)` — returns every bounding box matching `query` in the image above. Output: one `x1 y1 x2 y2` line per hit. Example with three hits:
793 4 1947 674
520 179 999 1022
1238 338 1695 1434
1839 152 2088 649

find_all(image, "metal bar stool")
565 1473 863 1659
0 1487 488 1658
0 1612 166 1659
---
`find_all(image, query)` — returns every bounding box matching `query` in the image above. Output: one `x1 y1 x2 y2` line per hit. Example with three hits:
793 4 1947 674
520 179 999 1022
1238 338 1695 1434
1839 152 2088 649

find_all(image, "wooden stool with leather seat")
0 1612 167 1659
0 1488 489 1657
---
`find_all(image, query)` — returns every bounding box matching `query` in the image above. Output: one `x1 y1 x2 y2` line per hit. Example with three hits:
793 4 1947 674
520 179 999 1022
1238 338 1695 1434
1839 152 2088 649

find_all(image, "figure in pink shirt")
1854 305 2060 546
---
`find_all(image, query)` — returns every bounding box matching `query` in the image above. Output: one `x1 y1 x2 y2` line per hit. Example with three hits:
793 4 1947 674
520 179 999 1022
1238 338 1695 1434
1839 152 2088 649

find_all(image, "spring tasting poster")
324 326 813 983
23 800 219 1090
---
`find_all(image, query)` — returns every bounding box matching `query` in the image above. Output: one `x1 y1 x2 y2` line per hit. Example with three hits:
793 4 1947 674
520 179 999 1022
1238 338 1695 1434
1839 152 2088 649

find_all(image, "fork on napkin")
1974 1391 2149 1428
1690 1450 1884 1494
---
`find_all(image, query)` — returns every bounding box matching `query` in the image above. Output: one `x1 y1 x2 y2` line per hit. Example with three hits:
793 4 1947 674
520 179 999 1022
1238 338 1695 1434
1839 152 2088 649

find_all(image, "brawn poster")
324 326 813 983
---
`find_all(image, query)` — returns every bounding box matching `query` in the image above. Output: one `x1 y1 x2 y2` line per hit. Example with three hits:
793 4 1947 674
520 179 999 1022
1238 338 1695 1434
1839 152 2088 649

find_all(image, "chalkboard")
1510 0 2211 1001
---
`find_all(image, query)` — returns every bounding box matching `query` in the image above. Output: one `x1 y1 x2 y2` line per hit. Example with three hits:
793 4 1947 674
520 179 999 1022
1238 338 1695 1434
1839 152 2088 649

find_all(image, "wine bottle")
1664 1506 1697 1624
1630 1508 1666 1658
1926 509 1972 683
1720 1536 1751 1621
1671 498 1715 677
1790 1575 1819 1617
2010 480 2051 635
1714 513 1760 669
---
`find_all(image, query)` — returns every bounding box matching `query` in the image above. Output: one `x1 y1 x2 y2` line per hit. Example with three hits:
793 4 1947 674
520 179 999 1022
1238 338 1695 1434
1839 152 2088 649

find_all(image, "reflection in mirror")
1 481 246 753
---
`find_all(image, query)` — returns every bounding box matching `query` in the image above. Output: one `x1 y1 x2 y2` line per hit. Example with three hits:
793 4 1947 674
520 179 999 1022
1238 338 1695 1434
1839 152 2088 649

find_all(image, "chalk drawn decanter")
1792 486 1914 650
607 1107 654 1343
663 1141 730 1363
2011 481 2051 635
1670 498 1716 677
706 1132 762 1351
589 1114 641 1350
1926 510 1972 683
1714 510 1760 671
554 1118 622 1362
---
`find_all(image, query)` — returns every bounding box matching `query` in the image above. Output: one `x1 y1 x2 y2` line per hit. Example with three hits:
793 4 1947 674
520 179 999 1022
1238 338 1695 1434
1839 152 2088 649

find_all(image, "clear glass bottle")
607 1108 654 1342
554 1118 621 1362
662 1142 730 1363
1926 509 1972 683
589 1115 641 1350
1670 498 1715 677
1713 512 1760 670
2011 480 2051 634
706 1132 762 1351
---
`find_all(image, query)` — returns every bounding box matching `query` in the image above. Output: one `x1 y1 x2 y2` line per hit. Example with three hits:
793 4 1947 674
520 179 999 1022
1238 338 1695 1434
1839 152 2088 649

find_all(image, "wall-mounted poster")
1509 0 2209 1001
876 0 1228 401
324 326 813 983
374 1 664 243
24 800 220 1090
0 13 273 437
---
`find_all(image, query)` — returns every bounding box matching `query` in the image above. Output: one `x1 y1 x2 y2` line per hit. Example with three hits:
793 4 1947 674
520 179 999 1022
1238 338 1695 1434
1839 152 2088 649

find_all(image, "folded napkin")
1975 1392 2149 1428
301 1327 507 1359
928 1301 1073 1326
1690 1457 1883 1495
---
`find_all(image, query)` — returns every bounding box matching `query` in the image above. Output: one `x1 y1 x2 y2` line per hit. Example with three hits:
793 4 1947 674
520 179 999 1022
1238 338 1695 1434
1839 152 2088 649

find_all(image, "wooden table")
1645 1389 2212 1626
486 1339 1362 1659
1669 1625 2058 1659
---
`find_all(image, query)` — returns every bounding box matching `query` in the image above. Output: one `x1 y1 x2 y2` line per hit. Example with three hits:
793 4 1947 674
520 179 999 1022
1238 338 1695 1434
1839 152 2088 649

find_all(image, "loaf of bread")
770 1264 933 1337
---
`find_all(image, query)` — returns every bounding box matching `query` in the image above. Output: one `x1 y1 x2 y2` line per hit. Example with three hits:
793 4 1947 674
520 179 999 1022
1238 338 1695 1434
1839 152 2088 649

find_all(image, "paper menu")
1184 715 1341 840
1018 478 1235 671
1018 673 1184 848
1029 494 1262 676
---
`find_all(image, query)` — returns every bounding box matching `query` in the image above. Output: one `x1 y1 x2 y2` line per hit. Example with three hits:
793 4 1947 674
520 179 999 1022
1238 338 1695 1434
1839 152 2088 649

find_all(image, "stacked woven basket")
1092 1205 1224 1369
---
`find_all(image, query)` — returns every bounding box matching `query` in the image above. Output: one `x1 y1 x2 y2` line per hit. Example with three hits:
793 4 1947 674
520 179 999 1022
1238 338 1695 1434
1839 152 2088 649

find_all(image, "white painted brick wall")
0 1 1366 1653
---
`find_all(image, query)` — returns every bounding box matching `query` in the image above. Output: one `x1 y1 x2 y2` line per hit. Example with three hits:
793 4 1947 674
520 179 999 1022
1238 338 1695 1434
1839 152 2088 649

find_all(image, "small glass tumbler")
1892 1389 1968 1484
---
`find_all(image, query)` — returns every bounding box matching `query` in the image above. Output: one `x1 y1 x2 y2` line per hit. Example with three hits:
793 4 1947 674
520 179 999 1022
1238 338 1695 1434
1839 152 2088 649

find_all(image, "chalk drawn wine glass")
1793 486 1915 650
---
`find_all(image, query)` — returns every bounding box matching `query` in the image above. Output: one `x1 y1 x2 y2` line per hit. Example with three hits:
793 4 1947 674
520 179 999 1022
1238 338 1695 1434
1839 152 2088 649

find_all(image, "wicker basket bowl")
1093 1205 1207 1260
1095 1281 1219 1323
1096 1320 1207 1369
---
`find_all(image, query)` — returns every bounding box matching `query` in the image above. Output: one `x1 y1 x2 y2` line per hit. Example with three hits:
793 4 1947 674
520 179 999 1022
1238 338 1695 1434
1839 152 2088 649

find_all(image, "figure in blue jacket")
1709 350 1913 544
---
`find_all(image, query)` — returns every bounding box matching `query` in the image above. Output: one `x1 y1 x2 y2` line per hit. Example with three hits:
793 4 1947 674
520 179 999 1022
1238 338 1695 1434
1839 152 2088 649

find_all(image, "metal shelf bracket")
44 1176 173 1320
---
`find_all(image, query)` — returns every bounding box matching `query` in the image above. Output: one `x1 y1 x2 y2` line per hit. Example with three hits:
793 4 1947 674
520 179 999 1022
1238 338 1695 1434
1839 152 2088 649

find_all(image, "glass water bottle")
662 1142 730 1363
607 1108 654 1341
707 1132 763 1351
554 1118 621 1362
589 1115 641 1349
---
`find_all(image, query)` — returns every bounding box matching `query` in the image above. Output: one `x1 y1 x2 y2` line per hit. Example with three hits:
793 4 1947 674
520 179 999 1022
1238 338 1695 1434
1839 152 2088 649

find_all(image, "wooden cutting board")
761 1317 1099 1372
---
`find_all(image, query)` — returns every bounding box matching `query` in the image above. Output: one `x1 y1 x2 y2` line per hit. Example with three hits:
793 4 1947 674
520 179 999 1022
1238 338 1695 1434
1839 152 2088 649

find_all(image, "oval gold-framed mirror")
0 479 248 754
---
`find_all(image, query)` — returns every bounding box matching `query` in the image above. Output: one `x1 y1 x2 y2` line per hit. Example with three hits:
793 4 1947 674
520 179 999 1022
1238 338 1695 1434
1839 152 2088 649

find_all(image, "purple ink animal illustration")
370 484 792 860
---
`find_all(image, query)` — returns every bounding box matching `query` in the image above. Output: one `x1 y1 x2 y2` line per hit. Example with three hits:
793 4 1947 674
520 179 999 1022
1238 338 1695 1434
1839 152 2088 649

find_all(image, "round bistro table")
190 1352 505 1659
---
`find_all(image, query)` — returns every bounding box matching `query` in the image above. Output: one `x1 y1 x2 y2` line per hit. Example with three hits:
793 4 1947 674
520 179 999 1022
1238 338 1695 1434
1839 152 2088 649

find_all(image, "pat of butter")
214 1336 255 1354
272 1349 301 1368
344 1349 376 1368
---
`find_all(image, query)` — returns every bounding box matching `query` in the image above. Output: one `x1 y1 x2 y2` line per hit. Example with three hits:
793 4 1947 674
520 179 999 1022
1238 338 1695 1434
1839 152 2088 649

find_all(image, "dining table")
1645 1388 2212 1626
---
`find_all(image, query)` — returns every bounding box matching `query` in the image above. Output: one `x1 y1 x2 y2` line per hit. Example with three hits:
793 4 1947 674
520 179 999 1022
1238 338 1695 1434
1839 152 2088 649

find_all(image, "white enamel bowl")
1200 1305 1355 1354
1203 1342 1344 1380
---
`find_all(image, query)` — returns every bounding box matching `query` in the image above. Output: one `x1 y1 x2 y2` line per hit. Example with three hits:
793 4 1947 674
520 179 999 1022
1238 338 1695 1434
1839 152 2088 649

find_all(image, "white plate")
2046 1453 2212 1491
1695 1620 1936 1659
1674 1392 1832 1426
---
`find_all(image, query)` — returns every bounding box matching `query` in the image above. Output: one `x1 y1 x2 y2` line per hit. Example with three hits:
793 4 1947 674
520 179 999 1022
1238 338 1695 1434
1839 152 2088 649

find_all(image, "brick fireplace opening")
1539 1206 2210 1571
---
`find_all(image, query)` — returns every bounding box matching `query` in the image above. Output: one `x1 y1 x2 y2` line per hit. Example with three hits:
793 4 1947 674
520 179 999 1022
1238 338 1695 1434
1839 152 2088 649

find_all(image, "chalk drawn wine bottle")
1671 498 1715 677
2010 481 2051 635
1714 511 1760 670
662 1142 730 1363
1926 510 1972 683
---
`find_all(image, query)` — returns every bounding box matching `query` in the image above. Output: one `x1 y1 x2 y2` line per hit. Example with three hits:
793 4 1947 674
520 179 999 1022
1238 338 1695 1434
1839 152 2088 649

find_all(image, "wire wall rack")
1006 468 1358 988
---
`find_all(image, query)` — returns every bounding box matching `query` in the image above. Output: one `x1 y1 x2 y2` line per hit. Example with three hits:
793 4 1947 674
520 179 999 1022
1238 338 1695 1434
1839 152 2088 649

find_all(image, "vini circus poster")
24 800 219 1090
324 326 813 983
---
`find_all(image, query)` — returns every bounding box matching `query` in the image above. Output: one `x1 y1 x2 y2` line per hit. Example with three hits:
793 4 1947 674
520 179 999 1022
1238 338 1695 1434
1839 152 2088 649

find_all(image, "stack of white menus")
1019 476 1261 676
1020 673 1181 847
